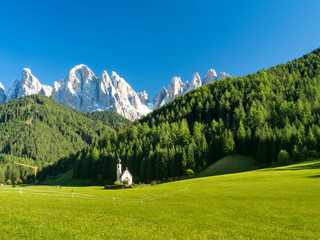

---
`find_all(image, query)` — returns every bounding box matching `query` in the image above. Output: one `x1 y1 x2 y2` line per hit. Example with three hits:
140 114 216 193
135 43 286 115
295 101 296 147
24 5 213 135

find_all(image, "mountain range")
0 65 230 120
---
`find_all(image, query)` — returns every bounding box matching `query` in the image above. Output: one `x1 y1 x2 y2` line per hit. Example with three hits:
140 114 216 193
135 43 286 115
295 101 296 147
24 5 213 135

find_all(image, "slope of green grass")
1 159 320 239
43 170 92 186
198 154 258 177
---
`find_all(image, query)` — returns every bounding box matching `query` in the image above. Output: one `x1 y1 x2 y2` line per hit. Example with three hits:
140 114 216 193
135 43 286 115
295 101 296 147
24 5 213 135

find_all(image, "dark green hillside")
72 48 320 182
198 155 257 177
85 110 130 129
0 95 113 182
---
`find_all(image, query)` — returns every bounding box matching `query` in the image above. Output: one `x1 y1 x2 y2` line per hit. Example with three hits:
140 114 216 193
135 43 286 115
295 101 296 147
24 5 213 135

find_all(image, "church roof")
121 169 133 178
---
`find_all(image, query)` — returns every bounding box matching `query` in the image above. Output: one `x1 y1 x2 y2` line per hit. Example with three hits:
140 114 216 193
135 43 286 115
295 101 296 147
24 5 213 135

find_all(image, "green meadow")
1 159 320 239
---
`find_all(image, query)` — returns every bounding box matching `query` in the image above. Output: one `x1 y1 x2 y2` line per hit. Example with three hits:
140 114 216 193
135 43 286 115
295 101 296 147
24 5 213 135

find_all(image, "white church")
116 158 133 185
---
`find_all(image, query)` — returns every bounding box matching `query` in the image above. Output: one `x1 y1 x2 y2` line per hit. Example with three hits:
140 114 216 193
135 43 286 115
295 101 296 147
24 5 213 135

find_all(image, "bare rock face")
39 85 53 97
187 72 201 91
17 68 43 98
3 65 151 120
153 87 168 109
6 79 20 102
152 76 188 110
0 82 6 103
51 65 151 120
98 70 116 108
167 76 185 100
152 68 230 109
2 65 230 120
137 91 149 105
219 72 231 79
6 68 52 102
52 65 103 112
202 69 218 85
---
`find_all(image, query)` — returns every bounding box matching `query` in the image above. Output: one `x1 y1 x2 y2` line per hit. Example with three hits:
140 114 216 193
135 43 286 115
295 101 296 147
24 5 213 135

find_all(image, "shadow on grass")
270 160 320 171
306 174 320 178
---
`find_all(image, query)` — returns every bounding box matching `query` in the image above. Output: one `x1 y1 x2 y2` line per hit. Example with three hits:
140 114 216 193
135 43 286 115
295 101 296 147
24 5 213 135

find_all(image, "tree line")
70 48 320 183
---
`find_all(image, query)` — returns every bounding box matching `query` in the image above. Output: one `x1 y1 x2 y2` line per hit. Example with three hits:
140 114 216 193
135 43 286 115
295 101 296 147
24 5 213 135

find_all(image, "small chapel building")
116 158 133 185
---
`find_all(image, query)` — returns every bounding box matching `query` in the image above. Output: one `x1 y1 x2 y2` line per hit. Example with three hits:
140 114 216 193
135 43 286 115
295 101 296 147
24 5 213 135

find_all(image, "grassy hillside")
0 95 113 182
1 159 319 239
198 154 257 177
43 170 92 186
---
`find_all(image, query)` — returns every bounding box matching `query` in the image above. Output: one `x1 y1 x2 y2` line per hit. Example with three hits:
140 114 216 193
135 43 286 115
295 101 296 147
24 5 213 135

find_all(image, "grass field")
1 159 320 239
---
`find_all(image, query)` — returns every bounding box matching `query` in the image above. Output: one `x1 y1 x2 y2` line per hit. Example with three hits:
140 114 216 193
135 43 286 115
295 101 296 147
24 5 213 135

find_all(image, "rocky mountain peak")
67 64 96 87
152 68 231 110
202 69 218 85
18 68 43 98
168 76 184 99
51 65 151 120
6 79 20 102
219 72 231 79
188 72 202 90
5 68 52 102
22 67 32 75
1 65 230 120
137 91 149 105
153 86 168 109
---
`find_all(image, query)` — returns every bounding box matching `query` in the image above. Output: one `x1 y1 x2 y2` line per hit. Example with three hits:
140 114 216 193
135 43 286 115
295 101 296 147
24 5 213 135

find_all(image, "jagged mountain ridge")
152 69 231 109
0 65 231 120
4 68 52 102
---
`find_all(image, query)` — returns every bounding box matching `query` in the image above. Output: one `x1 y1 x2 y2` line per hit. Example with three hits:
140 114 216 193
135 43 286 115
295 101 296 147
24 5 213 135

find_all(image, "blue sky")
0 0 319 98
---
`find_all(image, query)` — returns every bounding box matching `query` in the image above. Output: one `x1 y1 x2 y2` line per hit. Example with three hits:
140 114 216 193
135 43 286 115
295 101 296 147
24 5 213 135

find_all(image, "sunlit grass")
1 159 320 239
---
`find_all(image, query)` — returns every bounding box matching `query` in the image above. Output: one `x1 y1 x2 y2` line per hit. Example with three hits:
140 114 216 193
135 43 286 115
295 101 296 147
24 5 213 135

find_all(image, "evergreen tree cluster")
73 48 320 183
85 110 130 129
0 95 114 183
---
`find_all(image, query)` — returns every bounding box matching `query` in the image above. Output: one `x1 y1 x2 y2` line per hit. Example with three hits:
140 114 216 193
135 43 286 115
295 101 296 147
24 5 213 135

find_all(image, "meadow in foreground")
1 159 320 239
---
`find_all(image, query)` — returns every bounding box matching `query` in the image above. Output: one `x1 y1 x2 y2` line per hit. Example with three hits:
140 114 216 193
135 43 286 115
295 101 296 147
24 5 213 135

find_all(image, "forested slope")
0 95 113 183
85 110 131 129
70 48 320 183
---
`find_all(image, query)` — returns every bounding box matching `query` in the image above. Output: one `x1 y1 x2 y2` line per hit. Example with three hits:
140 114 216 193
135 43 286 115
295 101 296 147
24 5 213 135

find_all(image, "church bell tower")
116 158 122 182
